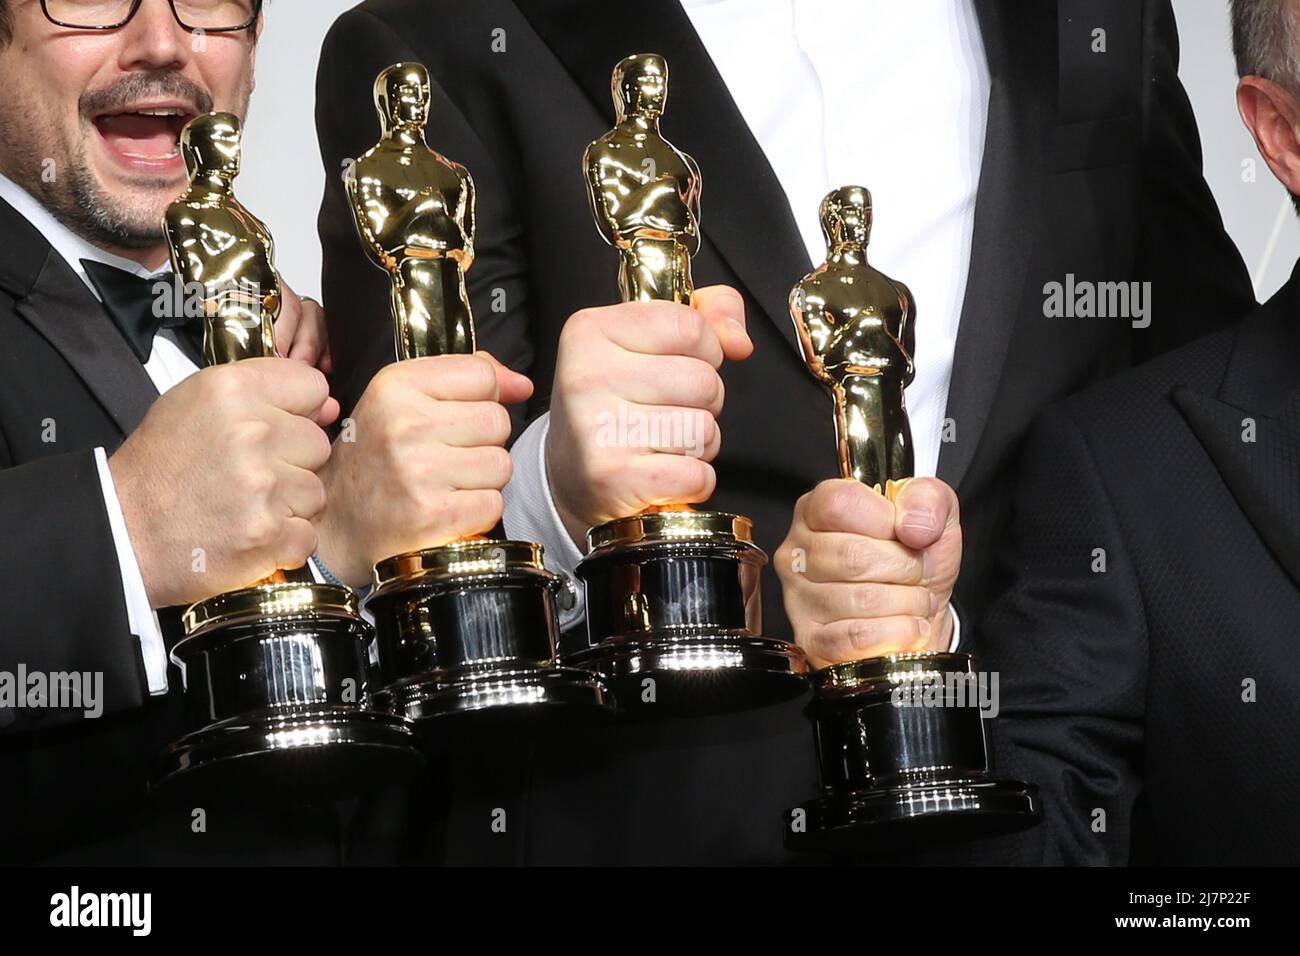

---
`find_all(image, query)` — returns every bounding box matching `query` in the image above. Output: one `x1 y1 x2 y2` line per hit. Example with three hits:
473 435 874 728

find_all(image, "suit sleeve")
970 405 1149 865
315 8 537 431
0 441 149 735
1134 0 1256 355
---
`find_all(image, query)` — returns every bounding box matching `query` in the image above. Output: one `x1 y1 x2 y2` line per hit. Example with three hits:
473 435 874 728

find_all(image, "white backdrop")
243 0 1297 302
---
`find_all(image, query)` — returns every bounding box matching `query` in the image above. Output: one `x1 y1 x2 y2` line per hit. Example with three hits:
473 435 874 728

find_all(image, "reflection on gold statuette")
164 111 279 365
150 113 420 806
350 63 611 722
584 52 701 304
789 186 915 498
562 54 808 717
784 186 1039 855
345 63 476 361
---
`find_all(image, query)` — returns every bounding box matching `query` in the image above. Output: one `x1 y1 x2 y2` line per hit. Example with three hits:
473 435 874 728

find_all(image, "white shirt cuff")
306 555 329 585
94 447 169 696
502 413 586 630
948 607 962 652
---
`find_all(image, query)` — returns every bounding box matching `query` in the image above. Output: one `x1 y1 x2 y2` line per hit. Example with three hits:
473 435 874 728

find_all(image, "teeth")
131 109 183 117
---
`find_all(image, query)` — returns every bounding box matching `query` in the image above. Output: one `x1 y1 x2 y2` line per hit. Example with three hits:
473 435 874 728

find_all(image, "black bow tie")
81 259 205 367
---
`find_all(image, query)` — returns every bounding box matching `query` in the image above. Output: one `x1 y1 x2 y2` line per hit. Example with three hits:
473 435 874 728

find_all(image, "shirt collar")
0 173 172 301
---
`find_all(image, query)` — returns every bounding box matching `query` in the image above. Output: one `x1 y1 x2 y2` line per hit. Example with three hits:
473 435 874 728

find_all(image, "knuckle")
312 426 333 464
843 539 874 578
845 619 875 647
470 401 510 443
306 478 328 517
467 354 498 395
207 365 249 403
240 509 279 551
698 412 720 450
239 465 277 503
851 585 880 617
381 414 417 454
683 458 715 498
486 446 513 486
563 308 601 346
229 417 272 454
368 365 406 407
773 543 791 573
826 488 858 528
793 491 812 516
310 366 329 399
478 489 506 527
673 305 704 349
899 551 926 585
295 361 327 393
487 403 513 443
685 362 719 406
396 457 431 501
914 588 933 617
371 360 401 389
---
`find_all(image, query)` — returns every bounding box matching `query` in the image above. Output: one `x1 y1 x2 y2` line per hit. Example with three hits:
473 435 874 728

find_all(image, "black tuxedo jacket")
0 198 340 864
959 263 1300 865
315 0 1256 864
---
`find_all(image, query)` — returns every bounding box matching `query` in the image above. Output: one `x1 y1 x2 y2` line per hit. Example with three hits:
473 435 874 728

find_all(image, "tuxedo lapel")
1173 271 1300 590
938 0 1055 490
0 199 158 439
513 0 811 352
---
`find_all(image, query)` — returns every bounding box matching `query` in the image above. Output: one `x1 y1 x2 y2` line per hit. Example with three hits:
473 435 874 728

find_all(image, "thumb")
479 351 534 405
694 285 753 362
892 477 960 551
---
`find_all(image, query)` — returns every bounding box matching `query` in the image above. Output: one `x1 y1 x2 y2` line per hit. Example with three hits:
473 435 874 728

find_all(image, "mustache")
80 72 214 120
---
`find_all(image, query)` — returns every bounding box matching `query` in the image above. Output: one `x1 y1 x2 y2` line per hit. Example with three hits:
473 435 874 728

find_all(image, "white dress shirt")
503 0 990 644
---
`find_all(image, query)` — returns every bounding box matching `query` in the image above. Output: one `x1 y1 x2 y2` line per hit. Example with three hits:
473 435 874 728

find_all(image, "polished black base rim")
150 708 423 808
379 664 615 725
565 634 810 718
785 778 1041 854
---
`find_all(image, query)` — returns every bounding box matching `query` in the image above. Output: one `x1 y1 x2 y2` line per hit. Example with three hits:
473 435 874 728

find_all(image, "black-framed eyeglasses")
41 0 263 33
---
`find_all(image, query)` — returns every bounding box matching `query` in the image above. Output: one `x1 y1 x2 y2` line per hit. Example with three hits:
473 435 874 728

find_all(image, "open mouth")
92 103 197 171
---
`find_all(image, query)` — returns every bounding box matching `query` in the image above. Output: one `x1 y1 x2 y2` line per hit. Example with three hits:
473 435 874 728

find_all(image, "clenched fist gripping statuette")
561 53 809 716
785 186 1039 852
347 64 612 723
151 113 421 805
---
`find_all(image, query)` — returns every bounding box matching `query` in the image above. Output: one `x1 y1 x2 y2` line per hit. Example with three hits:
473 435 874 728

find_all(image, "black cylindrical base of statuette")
565 511 809 717
151 583 422 807
364 540 613 724
785 652 1040 854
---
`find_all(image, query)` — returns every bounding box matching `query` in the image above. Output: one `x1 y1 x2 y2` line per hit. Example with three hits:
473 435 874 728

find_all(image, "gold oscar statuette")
150 112 420 805
785 186 1039 853
561 53 808 716
348 63 611 721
